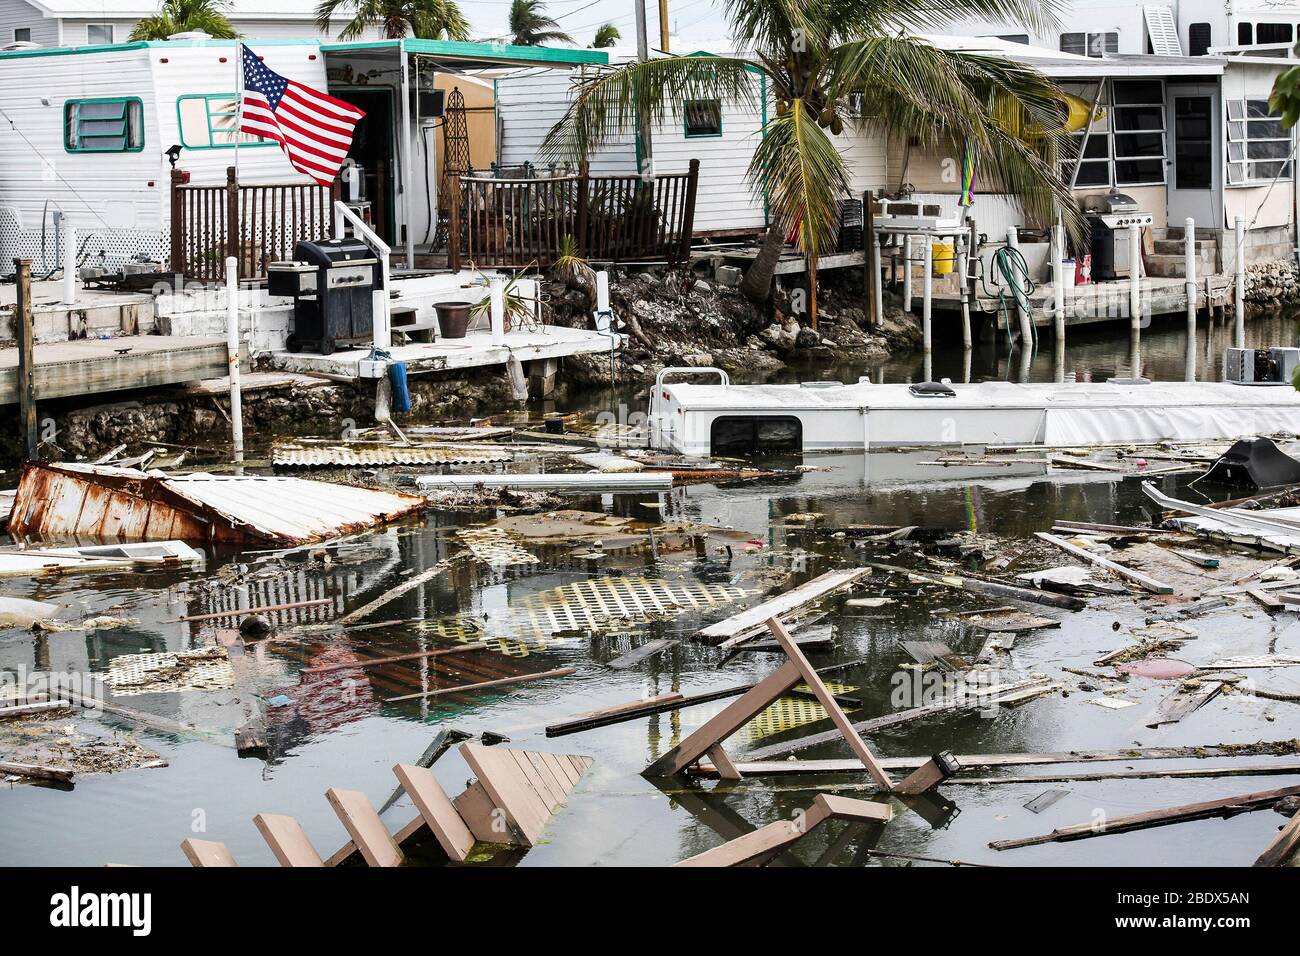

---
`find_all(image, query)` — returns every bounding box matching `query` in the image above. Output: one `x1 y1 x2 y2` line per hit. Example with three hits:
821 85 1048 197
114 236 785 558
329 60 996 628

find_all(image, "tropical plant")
315 0 471 41
539 0 1082 322
591 23 620 48
508 0 573 46
129 0 238 40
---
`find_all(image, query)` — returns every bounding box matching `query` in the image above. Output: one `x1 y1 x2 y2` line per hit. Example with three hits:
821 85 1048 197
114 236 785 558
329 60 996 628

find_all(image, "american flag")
238 44 365 187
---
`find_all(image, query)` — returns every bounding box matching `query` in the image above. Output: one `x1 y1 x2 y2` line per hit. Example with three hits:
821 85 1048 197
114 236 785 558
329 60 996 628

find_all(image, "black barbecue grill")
1085 191 1153 281
269 237 380 355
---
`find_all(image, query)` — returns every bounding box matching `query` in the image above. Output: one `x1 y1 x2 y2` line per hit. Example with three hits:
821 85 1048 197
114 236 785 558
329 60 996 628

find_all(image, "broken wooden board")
325 788 404 867
181 838 237 867
1254 812 1300 867
991 784 1300 850
253 813 325 867
606 639 678 670
645 619 895 790
0 760 74 783
698 568 874 643
1146 679 1228 728
868 561 1086 611
459 743 593 847
1035 532 1175 594
673 793 892 867
900 640 966 671
392 764 476 862
954 609 1059 632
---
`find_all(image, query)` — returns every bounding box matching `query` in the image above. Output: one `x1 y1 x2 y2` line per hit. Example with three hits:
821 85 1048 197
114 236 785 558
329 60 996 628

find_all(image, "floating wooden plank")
174 599 332 623
417 473 672 492
324 788 404 867
1034 532 1174 594
606 639 678 670
962 609 1059 632
698 568 874 642
991 784 1300 850
698 741 1300 777
1169 548 1219 569
181 838 237 867
900 640 966 670
0 701 70 719
392 764 476 862
1054 519 1174 535
1254 812 1300 867
301 642 488 675
1147 679 1227 728
867 561 1086 611
0 760 73 782
253 813 325 867
385 667 576 703
337 558 460 626
1048 455 1123 472
673 793 891 867
1248 589 1285 610
946 762 1300 786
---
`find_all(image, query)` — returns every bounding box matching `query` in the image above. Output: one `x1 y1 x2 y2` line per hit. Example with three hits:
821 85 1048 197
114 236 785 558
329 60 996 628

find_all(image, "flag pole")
233 41 242 196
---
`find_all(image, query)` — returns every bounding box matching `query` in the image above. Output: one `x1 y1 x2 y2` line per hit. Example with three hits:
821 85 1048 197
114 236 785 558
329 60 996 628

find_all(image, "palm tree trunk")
739 226 786 304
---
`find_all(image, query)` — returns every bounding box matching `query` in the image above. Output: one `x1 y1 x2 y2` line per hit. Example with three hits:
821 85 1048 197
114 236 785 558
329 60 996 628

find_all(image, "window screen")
683 99 722 137
1227 99 1294 184
64 98 144 152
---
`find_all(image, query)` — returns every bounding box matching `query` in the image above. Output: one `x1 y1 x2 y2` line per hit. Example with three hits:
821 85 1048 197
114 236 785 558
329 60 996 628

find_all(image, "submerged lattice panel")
455 527 539 568
105 647 235 696
742 683 855 742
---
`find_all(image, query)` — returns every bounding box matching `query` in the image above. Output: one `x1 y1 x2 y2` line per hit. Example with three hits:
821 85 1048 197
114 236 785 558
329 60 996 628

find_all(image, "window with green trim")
177 94 270 149
683 99 722 137
64 98 143 152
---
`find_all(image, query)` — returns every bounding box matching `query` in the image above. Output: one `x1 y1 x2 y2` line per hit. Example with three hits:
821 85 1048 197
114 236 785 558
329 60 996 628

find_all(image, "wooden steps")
176 742 593 867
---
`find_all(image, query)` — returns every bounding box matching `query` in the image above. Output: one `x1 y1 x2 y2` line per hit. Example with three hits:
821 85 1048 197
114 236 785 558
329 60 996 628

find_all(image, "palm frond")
539 55 763 166
809 0 1062 40
830 34 1082 241
751 99 848 259
721 0 826 56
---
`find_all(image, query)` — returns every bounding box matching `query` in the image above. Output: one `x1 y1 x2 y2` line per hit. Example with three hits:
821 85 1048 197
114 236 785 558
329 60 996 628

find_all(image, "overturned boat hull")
649 376 1300 456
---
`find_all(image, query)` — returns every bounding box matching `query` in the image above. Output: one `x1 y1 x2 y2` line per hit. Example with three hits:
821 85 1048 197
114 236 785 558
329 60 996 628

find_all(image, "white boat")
0 541 204 578
647 367 1300 456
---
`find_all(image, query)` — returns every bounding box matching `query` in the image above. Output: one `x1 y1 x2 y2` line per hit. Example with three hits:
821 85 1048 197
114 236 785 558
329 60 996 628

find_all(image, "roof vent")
1 41 42 51
166 31 212 41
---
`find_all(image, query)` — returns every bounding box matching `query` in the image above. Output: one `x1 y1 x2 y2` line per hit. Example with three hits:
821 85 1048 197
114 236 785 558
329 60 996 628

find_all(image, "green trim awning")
321 38 608 68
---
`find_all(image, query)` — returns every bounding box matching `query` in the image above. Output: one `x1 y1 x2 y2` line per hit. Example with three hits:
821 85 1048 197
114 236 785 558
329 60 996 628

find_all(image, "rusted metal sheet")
8 463 425 546
271 445 512 468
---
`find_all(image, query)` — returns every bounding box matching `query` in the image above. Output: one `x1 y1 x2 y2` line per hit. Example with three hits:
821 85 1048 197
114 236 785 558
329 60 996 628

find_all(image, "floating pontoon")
648 368 1300 456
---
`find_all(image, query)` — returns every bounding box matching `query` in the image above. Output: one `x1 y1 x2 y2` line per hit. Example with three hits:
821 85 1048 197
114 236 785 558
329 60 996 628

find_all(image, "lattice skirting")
0 208 167 277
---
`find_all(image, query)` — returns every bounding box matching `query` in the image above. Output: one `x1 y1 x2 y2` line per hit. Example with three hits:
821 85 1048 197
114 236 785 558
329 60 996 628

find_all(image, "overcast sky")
469 0 731 48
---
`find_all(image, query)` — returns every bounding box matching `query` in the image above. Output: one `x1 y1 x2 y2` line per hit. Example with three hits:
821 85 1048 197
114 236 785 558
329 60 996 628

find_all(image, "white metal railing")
648 366 730 449
334 200 392 350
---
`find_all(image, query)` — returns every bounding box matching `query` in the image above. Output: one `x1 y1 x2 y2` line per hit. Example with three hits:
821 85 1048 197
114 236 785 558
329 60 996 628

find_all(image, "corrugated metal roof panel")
271 446 512 467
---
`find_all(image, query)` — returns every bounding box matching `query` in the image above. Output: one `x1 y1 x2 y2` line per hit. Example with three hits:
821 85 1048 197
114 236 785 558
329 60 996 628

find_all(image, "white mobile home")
494 48 886 238
0 35 607 275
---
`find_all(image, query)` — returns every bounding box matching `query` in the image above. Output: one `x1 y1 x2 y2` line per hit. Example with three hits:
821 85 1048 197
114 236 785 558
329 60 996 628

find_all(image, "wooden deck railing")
449 159 699 270
170 167 339 282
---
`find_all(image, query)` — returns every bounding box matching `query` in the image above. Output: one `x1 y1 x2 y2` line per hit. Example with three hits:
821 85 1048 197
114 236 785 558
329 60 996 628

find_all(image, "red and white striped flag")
238 44 364 187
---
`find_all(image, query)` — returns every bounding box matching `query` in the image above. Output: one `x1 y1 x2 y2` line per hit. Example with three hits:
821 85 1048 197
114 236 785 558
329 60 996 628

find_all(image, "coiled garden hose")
977 245 1037 357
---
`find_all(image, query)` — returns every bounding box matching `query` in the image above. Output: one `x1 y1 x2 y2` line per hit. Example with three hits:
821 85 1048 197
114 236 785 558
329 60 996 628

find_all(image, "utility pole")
659 0 669 51
634 0 653 170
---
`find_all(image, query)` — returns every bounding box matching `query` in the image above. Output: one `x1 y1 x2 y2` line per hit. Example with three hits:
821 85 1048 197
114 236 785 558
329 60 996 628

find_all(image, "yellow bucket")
931 241 955 275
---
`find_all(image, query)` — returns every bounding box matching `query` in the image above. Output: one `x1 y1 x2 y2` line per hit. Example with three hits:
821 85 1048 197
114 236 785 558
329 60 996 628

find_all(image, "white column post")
956 234 971 350
871 230 883 328
489 275 506 346
1234 215 1246 347
61 224 77 304
596 270 610 312
1052 219 1065 342
902 235 913 313
1129 222 1142 377
1184 217 1197 382
224 256 244 468
922 237 933 381
1007 226 1031 345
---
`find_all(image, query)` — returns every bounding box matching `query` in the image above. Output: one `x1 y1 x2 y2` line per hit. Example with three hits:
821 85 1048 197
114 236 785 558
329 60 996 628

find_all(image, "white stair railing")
334 201 392 350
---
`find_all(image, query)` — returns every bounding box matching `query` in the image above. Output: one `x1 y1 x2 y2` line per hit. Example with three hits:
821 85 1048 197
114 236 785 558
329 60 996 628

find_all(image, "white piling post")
61 224 77 304
489 275 506 346
224 256 244 467
1184 217 1197 382
1007 226 1031 346
955 234 972 350
902 235 913 313
922 238 933 381
1234 216 1246 348
596 270 610 313
1129 222 1141 376
1051 220 1065 342
871 231 883 328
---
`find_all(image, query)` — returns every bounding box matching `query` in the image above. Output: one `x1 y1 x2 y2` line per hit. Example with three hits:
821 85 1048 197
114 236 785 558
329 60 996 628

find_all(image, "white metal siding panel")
496 68 636 175
649 77 766 233
0 0 58 45
833 124 889 195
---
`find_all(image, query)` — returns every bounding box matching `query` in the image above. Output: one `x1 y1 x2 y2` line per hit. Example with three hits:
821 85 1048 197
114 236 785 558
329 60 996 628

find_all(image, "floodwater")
3 312 1300 868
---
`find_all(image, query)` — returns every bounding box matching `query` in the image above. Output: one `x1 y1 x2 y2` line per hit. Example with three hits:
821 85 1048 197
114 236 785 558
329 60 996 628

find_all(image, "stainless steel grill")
1086 192 1153 279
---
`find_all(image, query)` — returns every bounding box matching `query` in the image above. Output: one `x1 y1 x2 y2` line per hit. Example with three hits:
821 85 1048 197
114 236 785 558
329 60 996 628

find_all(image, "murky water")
3 312 1300 867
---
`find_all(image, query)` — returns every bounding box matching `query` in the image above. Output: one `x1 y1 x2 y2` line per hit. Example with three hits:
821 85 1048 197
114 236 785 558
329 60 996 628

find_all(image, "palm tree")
509 0 573 46
591 23 620 48
540 0 1082 321
129 0 238 40
316 0 471 41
